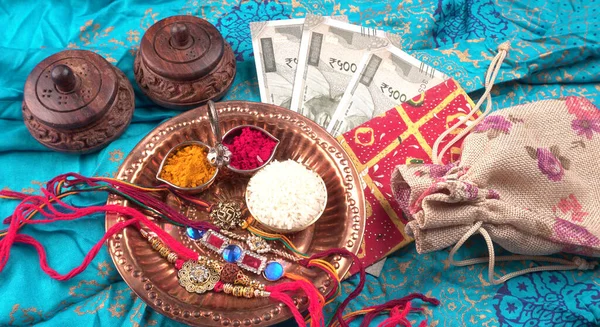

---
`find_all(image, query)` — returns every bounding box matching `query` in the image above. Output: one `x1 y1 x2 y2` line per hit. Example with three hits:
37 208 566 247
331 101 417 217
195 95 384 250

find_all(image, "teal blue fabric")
1 0 600 326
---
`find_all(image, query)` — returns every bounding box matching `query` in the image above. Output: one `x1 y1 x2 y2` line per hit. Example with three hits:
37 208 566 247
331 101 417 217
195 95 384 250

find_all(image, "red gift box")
338 78 478 276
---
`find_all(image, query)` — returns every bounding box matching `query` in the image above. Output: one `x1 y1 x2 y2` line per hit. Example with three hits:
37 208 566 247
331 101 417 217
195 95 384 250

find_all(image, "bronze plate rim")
105 101 366 326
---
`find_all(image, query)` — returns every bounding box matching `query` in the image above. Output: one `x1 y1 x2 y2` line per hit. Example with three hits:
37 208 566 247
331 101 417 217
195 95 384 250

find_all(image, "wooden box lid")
134 15 236 110
22 50 135 153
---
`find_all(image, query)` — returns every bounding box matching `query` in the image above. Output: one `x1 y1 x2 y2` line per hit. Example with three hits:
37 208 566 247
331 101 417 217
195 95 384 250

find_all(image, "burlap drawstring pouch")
391 43 599 284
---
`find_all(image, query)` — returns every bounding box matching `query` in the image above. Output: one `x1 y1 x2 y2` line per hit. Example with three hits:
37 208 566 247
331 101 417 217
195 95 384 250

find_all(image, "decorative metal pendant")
246 235 271 254
210 201 242 230
178 260 220 294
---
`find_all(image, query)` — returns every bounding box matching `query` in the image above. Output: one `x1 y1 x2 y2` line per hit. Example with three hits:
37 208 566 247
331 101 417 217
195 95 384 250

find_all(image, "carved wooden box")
22 50 135 153
134 15 237 110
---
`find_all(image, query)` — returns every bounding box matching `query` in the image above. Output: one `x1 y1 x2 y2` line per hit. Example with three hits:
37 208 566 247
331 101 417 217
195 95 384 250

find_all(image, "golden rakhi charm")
210 201 243 230
177 260 220 294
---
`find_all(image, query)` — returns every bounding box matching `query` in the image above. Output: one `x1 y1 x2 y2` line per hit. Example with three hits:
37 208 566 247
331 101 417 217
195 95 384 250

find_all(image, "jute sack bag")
391 43 600 284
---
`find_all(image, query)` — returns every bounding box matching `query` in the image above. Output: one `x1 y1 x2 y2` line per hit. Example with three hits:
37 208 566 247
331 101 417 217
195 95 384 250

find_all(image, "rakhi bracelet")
51 174 309 264
46 174 302 263
186 228 287 281
0 171 442 327
41 173 295 281
140 229 270 298
220 230 299 262
187 202 300 262
196 201 302 262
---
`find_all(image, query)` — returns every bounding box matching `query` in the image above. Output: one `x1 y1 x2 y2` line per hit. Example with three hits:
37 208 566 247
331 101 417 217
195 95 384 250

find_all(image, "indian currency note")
250 17 348 109
327 45 448 135
289 14 402 127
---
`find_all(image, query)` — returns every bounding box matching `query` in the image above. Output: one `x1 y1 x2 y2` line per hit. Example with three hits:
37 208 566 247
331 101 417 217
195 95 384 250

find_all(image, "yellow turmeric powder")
160 144 216 188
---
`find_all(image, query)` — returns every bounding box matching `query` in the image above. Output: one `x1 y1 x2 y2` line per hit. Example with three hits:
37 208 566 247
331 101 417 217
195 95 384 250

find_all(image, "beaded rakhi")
187 227 286 281
0 172 441 327
141 229 270 298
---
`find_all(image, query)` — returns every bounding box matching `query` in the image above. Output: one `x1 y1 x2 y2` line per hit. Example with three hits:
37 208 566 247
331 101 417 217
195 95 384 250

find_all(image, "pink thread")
0 190 200 278
46 173 219 231
214 281 224 292
358 294 439 327
266 278 324 327
0 172 216 276
8 220 136 280
377 303 411 327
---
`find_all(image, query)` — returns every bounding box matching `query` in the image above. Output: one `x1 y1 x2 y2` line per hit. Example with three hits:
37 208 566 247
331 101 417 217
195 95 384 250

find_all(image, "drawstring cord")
431 42 510 165
448 221 598 285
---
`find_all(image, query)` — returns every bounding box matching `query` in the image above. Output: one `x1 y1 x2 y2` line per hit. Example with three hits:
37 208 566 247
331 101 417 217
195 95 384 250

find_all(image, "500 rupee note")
251 16 347 109
328 45 448 135
289 14 401 127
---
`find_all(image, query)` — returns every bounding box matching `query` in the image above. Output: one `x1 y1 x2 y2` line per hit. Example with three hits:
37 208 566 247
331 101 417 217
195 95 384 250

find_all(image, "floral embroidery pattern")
553 218 600 248
553 194 589 223
487 189 500 200
473 115 512 139
495 271 600 326
473 115 522 139
566 96 600 141
572 119 600 140
525 145 570 182
429 163 454 178
413 163 455 178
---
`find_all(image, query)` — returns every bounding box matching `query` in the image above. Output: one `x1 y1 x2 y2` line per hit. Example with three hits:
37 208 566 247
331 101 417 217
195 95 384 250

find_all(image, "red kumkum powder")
224 127 277 170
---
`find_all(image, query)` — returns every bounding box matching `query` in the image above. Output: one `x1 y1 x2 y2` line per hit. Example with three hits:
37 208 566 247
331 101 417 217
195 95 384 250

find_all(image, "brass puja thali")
105 101 366 326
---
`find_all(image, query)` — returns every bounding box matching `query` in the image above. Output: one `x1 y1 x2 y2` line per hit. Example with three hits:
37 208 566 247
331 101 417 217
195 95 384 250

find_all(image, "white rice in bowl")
245 160 327 232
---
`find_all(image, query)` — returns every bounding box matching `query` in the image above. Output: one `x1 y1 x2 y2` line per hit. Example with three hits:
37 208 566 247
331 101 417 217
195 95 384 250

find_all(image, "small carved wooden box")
22 50 135 153
134 15 236 110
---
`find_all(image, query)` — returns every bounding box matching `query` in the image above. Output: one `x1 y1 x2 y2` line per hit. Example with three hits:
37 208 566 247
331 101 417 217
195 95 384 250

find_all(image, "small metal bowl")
156 141 219 194
222 125 280 176
245 164 328 234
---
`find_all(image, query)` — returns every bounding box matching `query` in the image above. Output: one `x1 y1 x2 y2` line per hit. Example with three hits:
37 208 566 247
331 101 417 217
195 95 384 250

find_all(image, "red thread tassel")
5 220 136 280
266 278 325 327
300 248 365 327
267 288 307 326
0 196 199 277
358 294 439 327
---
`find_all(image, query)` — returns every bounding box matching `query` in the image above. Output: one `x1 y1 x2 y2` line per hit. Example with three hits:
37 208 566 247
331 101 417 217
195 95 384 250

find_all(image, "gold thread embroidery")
108 149 124 163
97 261 114 277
